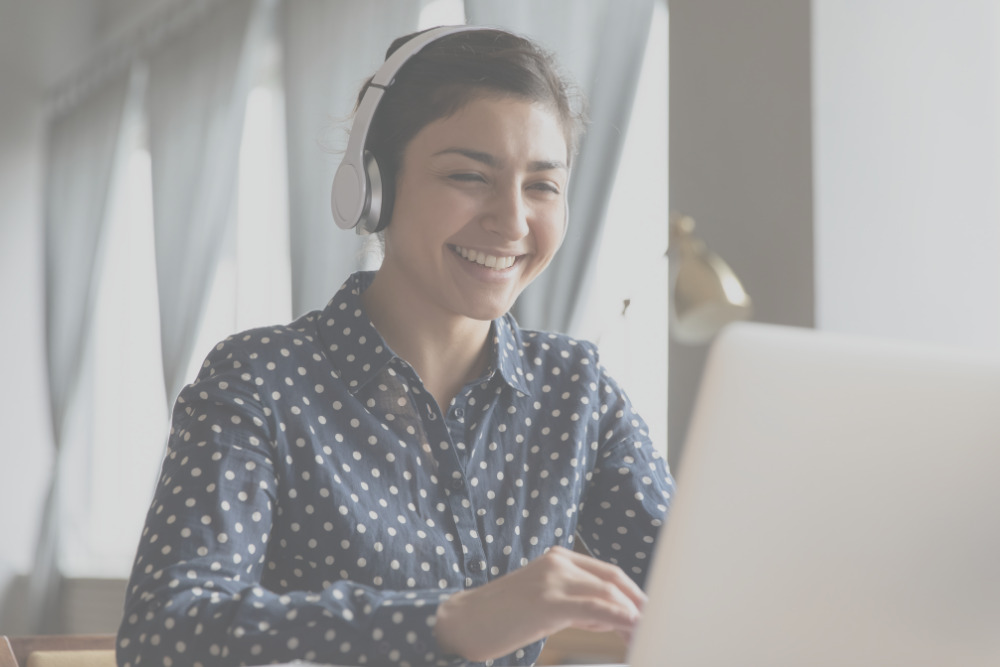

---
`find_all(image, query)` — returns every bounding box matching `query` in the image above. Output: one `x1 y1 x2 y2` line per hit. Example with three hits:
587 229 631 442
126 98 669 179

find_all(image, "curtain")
281 1 422 316
29 68 136 633
148 0 270 403
465 0 656 335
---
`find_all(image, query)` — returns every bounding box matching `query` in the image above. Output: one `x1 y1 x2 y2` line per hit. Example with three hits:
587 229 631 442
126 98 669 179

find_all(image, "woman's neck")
362 272 492 410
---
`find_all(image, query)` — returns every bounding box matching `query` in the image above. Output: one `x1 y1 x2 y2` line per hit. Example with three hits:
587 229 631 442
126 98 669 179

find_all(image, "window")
419 0 465 28
576 1 670 453
76 119 166 577
73 38 292 578
183 42 292 386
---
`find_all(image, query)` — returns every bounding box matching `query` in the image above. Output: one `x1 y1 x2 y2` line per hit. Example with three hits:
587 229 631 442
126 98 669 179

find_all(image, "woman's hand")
433 546 646 662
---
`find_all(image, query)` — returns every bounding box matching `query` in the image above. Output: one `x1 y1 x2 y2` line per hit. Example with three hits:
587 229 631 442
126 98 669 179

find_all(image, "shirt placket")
421 390 489 590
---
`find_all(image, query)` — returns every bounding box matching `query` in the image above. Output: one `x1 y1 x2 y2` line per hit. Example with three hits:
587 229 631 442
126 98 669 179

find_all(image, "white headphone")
331 25 492 235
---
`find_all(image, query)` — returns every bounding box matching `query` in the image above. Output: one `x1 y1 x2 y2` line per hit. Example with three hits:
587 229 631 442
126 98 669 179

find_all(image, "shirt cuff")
366 588 468 666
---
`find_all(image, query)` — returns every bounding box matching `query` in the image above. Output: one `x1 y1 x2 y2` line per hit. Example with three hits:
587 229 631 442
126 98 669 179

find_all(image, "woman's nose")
482 186 530 240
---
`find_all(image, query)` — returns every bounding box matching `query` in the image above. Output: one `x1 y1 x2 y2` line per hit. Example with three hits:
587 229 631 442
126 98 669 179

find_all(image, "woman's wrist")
433 589 476 659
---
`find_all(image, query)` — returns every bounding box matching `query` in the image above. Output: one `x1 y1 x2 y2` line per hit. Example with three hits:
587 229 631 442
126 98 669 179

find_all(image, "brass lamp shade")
669 214 752 344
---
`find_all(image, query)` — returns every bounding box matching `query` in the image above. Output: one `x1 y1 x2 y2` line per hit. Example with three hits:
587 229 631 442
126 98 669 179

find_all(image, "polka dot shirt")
117 271 674 667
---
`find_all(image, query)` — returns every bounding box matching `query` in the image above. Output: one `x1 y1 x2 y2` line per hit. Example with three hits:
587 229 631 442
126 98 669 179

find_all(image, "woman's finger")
549 546 648 610
558 592 641 632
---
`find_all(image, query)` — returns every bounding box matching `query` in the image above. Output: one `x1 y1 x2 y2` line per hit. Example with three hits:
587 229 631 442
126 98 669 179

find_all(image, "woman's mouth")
451 245 518 270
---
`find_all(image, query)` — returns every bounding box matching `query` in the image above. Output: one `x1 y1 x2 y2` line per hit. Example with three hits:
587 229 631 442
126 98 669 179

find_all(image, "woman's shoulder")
198 272 372 369
500 314 603 383
517 328 597 357
195 312 326 378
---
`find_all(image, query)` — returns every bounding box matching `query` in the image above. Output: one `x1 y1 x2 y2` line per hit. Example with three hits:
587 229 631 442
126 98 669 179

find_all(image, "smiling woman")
116 24 674 667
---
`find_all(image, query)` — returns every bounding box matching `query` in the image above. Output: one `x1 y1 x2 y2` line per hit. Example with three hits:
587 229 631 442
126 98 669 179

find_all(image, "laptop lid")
629 322 1000 667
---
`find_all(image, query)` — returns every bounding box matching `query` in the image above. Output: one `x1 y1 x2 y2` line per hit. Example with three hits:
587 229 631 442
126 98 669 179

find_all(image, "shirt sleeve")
116 344 466 667
575 362 675 590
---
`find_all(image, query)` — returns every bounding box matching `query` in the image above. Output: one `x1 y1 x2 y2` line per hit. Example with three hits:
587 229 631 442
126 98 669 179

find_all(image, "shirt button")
454 408 465 418
450 478 464 492
468 560 484 573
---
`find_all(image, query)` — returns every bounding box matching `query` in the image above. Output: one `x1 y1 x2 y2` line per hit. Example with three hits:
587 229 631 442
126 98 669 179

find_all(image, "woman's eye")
449 173 486 183
531 182 561 195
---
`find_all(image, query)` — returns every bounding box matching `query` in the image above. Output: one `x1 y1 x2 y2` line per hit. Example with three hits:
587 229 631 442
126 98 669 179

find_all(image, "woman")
118 26 673 667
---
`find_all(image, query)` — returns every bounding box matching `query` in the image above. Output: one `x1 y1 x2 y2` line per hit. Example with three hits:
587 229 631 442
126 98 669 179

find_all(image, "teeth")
454 246 517 270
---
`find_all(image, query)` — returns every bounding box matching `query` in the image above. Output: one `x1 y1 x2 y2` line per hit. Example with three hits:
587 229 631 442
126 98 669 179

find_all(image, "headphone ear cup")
357 150 384 235
371 156 395 234
360 150 396 235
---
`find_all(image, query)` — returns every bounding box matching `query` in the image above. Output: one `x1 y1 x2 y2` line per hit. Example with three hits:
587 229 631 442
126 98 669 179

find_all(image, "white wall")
814 0 1000 350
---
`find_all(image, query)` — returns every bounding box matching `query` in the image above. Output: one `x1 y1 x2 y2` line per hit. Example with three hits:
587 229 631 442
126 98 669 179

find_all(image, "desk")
536 627 626 665
255 629 627 667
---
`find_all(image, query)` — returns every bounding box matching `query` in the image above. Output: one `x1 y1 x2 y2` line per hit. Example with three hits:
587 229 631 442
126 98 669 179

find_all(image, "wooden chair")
0 635 115 667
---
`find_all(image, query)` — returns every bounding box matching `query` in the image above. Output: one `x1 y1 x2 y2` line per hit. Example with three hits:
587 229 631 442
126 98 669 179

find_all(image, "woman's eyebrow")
433 147 567 172
434 147 496 165
527 159 568 172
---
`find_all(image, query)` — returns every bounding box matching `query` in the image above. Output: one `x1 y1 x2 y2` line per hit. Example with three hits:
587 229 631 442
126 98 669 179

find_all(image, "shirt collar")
318 271 534 397
317 272 396 394
491 314 534 397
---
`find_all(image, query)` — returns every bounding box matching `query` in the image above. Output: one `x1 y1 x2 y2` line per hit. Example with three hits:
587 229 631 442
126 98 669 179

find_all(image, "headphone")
331 25 492 235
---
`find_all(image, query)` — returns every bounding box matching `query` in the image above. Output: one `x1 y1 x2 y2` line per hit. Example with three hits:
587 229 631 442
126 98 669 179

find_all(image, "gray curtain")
465 0 656 335
281 1 422 316
147 0 269 403
31 68 136 633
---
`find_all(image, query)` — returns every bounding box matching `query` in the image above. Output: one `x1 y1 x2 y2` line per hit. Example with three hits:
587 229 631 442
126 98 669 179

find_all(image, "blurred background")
1 0 998 644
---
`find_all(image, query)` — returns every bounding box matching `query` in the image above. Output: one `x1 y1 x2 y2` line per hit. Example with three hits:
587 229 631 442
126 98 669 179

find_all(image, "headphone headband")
332 25 492 234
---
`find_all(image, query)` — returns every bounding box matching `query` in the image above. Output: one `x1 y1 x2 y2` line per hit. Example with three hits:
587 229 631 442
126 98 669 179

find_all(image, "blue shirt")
117 271 674 667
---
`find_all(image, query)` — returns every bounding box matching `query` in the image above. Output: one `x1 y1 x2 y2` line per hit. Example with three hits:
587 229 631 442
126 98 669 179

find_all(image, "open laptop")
628 322 1000 667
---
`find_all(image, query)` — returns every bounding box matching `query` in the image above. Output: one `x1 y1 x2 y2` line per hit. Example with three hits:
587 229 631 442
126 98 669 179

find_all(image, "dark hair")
356 27 586 229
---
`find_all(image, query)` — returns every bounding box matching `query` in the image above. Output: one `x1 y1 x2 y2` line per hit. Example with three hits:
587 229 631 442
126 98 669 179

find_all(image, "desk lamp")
669 214 752 344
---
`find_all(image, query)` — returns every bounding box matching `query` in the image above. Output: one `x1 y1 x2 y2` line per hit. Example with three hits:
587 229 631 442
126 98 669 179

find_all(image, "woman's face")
379 94 569 324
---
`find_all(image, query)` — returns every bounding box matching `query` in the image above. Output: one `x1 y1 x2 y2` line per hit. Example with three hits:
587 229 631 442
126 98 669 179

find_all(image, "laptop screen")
630 323 1000 667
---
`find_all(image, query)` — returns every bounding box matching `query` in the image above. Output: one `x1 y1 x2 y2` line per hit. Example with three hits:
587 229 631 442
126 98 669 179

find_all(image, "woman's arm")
116 347 465 667
576 365 675 588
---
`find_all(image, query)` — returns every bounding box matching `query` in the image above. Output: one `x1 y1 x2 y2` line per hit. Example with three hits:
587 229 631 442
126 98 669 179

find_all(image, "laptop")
628 322 1000 667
